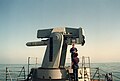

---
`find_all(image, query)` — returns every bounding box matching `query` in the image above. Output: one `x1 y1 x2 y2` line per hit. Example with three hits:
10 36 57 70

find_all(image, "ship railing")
5 57 40 81
6 66 26 81
112 72 120 81
91 67 120 81
27 57 41 75
0 69 6 81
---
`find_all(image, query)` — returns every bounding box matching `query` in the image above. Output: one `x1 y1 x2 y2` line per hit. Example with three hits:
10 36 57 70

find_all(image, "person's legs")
73 69 78 81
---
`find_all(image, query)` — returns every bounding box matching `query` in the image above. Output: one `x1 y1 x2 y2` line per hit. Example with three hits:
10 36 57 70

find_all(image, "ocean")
0 63 120 81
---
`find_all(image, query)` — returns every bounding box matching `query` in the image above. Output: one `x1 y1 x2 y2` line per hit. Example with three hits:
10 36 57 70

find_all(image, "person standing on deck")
72 52 79 81
70 43 78 67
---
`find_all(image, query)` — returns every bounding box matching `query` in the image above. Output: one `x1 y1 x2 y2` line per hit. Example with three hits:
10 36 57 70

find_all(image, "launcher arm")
26 27 85 46
26 40 48 46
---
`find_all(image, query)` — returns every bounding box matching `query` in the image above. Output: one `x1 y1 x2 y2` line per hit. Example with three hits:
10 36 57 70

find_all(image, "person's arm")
75 48 78 52
70 48 74 53
70 48 72 53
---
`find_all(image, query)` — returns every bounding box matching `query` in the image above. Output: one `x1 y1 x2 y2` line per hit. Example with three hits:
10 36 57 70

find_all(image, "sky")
0 0 120 64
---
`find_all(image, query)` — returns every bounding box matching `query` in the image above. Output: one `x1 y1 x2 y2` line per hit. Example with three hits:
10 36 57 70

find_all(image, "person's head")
72 43 75 48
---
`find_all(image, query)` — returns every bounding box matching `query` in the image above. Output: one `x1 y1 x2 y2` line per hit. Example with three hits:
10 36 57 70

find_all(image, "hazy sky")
0 0 120 64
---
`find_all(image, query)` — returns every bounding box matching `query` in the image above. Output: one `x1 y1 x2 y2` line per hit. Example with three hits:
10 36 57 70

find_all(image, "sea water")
0 63 120 81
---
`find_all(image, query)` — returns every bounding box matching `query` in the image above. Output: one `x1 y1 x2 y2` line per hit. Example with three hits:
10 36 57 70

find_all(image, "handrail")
27 57 40 75
112 72 120 79
99 68 120 80
6 67 12 81
17 67 26 80
6 66 26 81
91 67 120 81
